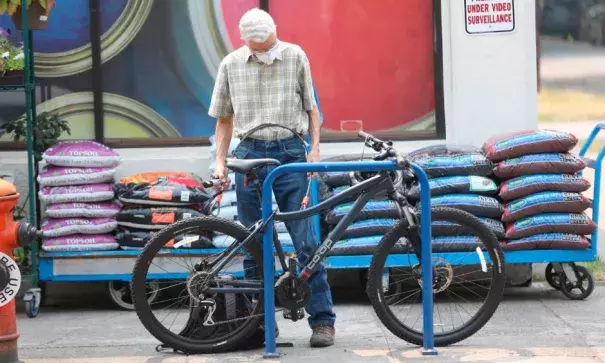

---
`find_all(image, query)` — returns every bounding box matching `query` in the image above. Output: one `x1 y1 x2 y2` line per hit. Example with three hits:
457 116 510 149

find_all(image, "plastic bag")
324 200 401 225
37 165 115 186
115 171 211 206
116 207 204 230
45 201 122 219
41 217 117 238
42 234 119 252
429 194 503 218
432 217 505 239
494 153 585 180
407 175 498 201
502 191 591 222
505 213 596 239
502 233 590 251
39 184 115 204
499 174 590 201
483 129 577 162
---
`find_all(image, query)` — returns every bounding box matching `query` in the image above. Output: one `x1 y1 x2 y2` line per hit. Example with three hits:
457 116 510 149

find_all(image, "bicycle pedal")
283 308 305 321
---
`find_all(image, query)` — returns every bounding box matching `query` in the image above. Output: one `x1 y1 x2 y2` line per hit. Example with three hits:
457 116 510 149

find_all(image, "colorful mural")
0 0 438 143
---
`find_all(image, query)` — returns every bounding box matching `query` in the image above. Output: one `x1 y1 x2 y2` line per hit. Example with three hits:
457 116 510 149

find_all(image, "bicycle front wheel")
131 216 264 354
367 207 505 347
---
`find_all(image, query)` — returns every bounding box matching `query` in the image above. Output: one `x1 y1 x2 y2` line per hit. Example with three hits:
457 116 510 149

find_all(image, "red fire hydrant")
0 179 39 363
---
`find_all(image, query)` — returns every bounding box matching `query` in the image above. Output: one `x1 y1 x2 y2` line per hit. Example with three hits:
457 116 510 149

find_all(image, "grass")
539 87 605 122
532 258 605 282
580 258 605 281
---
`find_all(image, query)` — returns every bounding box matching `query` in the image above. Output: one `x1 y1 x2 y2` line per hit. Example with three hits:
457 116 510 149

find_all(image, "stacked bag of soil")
206 136 289 248
38 141 121 252
407 145 505 249
113 171 214 249
483 130 595 250
317 155 407 255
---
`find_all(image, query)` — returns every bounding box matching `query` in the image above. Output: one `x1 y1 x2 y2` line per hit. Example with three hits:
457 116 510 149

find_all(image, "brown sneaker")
310 325 335 348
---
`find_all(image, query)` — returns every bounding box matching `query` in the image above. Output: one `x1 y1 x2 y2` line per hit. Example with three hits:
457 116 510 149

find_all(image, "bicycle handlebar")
357 131 408 168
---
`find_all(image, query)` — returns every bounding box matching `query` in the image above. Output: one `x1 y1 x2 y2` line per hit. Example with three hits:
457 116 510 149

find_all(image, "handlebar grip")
357 130 372 141
203 179 222 188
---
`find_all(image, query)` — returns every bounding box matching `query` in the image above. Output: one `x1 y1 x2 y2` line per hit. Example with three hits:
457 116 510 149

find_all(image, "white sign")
465 0 515 34
0 252 22 307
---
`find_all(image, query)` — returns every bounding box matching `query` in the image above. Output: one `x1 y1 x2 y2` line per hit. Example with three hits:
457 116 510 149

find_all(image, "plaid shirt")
208 41 317 140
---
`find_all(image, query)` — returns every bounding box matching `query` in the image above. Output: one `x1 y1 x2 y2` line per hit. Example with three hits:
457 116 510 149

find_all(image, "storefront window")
1 0 443 147
270 0 440 141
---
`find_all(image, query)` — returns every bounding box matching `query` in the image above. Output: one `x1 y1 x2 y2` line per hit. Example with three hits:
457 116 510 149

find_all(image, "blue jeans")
233 136 336 328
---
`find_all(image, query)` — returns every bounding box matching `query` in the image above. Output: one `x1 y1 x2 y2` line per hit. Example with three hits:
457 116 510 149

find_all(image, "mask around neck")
254 41 280 65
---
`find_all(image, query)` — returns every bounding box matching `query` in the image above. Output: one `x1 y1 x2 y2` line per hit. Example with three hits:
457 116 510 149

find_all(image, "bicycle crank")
275 272 311 316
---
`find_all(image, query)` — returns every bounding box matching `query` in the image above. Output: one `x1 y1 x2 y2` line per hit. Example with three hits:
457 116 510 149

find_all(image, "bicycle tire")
131 216 264 354
367 207 506 347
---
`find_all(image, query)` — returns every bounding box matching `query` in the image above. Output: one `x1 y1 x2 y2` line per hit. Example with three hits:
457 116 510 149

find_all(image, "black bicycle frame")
203 170 421 295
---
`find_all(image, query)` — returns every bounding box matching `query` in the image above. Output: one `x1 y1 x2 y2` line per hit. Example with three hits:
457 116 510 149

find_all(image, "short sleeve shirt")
208 41 317 140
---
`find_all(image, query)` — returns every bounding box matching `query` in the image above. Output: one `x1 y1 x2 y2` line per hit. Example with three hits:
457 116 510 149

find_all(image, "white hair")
238 8 276 43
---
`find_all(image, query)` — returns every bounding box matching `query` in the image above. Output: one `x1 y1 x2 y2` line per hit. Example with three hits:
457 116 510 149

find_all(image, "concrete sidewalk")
14 284 605 363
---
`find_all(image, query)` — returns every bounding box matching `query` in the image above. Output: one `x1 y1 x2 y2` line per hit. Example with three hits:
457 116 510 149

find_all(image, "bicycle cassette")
275 272 311 311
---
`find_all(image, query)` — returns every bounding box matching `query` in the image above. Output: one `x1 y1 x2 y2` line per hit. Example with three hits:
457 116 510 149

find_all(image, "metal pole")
415 164 437 355
261 160 436 357
89 0 104 143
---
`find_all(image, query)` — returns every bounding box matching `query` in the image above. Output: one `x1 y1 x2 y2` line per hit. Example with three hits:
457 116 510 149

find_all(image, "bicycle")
131 131 506 354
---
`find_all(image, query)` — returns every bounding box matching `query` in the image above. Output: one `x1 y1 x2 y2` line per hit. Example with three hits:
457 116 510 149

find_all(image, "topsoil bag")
502 191 591 222
410 154 494 178
45 201 122 219
505 213 597 239
116 207 204 230
43 140 120 167
324 200 401 225
341 219 396 239
42 234 119 252
408 144 484 158
499 174 591 201
41 217 118 237
502 233 591 251
432 217 505 239
483 129 578 162
115 171 211 206
37 165 116 186
39 184 115 204
429 194 504 218
407 175 498 201
494 153 585 180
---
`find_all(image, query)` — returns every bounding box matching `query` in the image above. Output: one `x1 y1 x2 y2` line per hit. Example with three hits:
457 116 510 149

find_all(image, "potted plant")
0 0 56 30
0 28 25 85
4 111 71 161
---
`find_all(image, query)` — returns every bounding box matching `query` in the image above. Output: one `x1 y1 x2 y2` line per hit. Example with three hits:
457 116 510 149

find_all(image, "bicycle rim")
131 216 265 353
367 207 506 347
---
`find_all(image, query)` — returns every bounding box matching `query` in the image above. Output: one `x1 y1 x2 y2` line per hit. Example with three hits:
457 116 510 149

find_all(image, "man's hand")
307 147 320 178
212 163 231 191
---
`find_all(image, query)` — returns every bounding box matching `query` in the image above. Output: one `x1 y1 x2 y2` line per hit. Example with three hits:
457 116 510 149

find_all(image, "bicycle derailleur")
275 257 311 322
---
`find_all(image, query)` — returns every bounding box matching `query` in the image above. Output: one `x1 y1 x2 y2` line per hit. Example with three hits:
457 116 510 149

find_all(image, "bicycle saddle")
226 158 281 174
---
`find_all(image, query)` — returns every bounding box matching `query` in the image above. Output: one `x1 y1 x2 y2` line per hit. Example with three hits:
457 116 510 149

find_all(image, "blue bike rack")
260 160 436 358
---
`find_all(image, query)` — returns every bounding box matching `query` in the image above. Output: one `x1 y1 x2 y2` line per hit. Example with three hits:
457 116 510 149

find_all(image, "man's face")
247 33 277 54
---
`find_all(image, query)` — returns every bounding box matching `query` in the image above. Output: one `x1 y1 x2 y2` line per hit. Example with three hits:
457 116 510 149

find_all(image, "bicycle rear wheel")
131 216 264 354
367 207 505 347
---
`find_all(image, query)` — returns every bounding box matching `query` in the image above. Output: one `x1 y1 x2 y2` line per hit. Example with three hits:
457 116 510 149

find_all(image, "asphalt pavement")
13 283 605 363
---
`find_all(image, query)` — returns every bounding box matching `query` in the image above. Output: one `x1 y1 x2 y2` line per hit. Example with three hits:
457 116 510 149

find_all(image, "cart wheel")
107 280 160 310
560 265 594 300
23 288 42 319
545 263 561 290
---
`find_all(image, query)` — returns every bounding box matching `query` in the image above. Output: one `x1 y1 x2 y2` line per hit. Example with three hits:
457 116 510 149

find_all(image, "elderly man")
208 8 336 347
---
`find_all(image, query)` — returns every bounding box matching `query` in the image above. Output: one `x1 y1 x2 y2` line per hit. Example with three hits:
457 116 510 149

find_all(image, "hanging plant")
0 0 56 30
0 29 25 84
